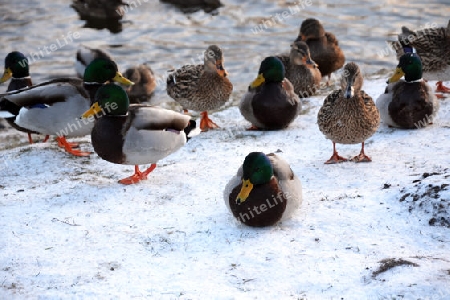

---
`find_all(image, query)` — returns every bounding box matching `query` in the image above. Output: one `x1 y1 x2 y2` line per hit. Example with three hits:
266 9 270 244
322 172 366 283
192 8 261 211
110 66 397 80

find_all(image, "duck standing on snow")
82 83 192 184
166 44 233 131
0 57 134 157
277 40 322 97
224 152 302 227
76 45 156 103
240 56 301 130
296 18 345 83
388 20 450 96
318 62 380 164
376 53 439 129
0 51 49 143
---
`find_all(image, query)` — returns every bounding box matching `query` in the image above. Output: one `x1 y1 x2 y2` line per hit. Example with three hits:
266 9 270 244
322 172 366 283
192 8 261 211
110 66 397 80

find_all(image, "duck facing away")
0 57 134 157
388 20 450 95
240 56 301 130
317 62 380 164
82 84 191 184
224 152 302 227
0 51 48 144
296 18 345 82
277 40 322 98
376 53 439 129
166 45 233 131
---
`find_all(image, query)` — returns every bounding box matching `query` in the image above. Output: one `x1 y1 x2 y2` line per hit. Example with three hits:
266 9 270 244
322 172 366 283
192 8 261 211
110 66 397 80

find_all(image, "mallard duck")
0 57 134 157
376 53 439 129
166 44 233 131
277 40 322 98
388 20 450 95
82 83 192 184
239 56 301 130
317 62 380 164
75 45 112 78
75 45 155 103
0 51 49 143
223 152 302 227
296 18 345 82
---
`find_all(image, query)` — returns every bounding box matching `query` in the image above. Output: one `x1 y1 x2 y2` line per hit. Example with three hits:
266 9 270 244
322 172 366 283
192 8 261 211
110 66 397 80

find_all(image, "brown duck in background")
296 18 345 84
318 62 380 164
166 44 233 131
277 40 322 98
388 20 450 97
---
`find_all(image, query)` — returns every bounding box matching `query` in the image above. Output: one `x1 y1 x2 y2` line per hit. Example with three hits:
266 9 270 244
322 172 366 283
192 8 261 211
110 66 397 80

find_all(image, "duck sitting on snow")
277 40 322 98
317 62 380 164
0 57 134 157
76 45 156 103
82 83 193 184
224 152 302 227
239 56 301 130
388 20 450 96
166 44 233 131
376 53 439 129
296 18 345 83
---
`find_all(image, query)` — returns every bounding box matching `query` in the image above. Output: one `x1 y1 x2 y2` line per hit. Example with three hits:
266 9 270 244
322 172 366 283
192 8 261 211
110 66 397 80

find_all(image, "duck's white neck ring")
405 78 423 83
12 76 31 80
84 81 103 85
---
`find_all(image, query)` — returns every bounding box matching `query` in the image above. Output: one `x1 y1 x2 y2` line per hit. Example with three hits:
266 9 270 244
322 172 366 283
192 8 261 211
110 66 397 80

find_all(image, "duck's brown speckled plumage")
166 45 233 112
389 20 450 81
123 64 156 103
297 18 345 78
318 62 379 145
277 40 322 98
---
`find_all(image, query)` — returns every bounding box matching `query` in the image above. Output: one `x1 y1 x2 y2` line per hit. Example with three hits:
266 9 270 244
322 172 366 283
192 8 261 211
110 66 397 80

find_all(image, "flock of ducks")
0 17 448 227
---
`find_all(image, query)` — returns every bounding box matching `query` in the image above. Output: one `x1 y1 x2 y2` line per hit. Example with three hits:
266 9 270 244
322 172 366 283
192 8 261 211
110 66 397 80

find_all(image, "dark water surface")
0 0 449 103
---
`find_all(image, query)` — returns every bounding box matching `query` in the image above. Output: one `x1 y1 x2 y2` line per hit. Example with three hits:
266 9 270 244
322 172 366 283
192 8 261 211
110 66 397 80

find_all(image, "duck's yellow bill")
388 67 405 83
0 68 13 83
236 179 254 204
113 72 134 86
82 102 102 118
250 73 265 88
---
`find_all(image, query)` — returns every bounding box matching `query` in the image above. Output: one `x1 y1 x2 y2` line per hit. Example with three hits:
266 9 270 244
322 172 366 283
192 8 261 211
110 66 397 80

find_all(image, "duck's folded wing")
0 78 86 107
128 105 190 131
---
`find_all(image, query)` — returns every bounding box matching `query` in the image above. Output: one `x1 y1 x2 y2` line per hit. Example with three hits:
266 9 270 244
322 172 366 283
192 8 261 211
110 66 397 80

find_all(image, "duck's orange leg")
351 142 372 163
55 136 90 157
200 111 219 131
325 142 347 164
119 164 157 185
436 81 450 93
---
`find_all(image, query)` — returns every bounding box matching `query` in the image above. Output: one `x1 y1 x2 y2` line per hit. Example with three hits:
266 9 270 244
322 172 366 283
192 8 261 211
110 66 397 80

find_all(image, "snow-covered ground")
1 77 449 299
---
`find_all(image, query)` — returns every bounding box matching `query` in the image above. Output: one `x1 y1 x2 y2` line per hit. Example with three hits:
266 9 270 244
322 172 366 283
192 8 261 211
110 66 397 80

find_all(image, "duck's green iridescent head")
82 83 129 118
236 152 274 204
250 56 285 88
388 53 423 83
83 57 134 86
1 51 29 83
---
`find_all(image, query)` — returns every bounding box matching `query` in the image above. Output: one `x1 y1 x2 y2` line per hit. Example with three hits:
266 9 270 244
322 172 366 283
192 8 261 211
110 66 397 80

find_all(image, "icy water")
0 0 449 103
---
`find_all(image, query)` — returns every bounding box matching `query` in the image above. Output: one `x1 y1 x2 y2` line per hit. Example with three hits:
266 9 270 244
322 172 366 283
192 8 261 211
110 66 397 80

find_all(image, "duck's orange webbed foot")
55 136 90 157
118 164 157 185
200 111 219 131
